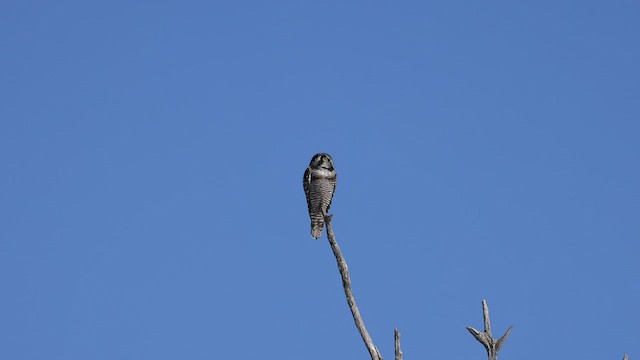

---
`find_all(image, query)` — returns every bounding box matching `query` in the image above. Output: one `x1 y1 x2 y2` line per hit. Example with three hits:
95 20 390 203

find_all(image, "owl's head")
309 153 334 171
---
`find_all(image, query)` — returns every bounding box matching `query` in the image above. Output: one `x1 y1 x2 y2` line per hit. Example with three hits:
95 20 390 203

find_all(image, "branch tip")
394 328 403 360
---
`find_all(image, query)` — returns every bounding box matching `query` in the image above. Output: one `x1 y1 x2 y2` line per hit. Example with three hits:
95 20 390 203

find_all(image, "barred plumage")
303 153 337 239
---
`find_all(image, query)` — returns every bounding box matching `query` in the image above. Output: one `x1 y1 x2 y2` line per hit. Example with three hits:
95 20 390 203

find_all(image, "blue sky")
1 1 639 359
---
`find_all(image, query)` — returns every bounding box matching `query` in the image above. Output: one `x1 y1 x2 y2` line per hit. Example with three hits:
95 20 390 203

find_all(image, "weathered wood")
325 215 383 360
466 300 512 360
394 328 403 360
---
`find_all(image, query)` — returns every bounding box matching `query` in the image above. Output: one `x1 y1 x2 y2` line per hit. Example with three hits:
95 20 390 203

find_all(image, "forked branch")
325 215 383 360
467 299 512 360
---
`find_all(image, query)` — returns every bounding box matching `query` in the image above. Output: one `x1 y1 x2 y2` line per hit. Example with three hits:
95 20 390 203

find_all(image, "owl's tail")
310 216 324 240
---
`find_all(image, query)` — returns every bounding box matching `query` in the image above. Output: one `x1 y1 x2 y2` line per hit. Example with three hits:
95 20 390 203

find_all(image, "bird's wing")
303 167 312 212
326 173 337 213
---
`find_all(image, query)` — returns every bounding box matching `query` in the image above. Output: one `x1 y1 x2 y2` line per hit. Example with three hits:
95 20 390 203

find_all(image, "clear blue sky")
1 1 638 359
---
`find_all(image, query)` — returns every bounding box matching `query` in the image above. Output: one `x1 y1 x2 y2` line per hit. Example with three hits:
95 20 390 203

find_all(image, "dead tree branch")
325 215 383 360
394 328 403 360
467 299 512 360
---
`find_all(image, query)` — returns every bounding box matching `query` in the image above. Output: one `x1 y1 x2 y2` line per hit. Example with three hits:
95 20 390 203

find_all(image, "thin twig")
466 299 512 360
394 328 403 360
325 215 382 360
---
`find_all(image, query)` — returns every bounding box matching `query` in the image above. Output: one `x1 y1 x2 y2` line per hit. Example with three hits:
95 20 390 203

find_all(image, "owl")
303 153 337 239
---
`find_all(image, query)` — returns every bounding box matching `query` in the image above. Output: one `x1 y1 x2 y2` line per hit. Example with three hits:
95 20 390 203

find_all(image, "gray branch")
394 328 403 360
466 299 512 360
325 215 383 360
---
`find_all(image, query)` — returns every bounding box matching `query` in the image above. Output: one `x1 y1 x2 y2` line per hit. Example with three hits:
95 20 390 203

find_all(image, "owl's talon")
324 214 333 223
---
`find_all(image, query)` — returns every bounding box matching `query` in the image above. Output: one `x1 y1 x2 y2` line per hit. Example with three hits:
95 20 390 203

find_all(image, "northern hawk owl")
303 153 337 239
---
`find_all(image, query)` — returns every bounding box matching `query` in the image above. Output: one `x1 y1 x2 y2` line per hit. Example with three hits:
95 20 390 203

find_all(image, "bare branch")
325 215 382 360
394 328 403 360
483 299 492 337
495 326 512 352
466 299 512 360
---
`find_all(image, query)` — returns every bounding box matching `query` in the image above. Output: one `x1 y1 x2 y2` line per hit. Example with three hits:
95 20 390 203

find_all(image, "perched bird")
303 153 337 239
